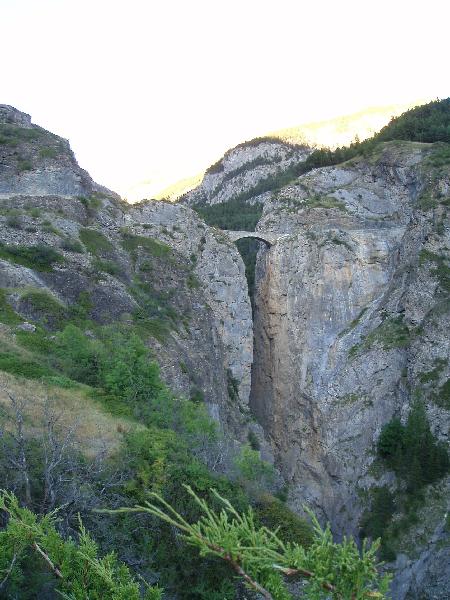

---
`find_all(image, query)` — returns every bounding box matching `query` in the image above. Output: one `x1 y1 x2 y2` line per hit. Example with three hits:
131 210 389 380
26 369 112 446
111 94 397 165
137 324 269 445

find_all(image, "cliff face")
249 141 449 597
1 105 449 598
251 143 449 510
0 105 253 436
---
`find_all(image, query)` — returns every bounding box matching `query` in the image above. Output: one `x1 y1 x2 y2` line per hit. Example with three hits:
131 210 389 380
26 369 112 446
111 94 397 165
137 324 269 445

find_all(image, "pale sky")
2 0 449 199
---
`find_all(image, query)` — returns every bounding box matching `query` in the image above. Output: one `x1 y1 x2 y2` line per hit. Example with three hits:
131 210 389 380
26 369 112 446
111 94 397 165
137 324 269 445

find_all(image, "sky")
1 0 449 199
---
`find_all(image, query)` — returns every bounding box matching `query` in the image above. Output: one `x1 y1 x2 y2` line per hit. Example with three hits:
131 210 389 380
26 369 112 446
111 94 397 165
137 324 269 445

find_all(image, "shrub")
254 494 314 547
5 214 22 229
0 289 22 325
79 228 114 254
21 290 67 326
0 350 54 379
17 159 33 172
0 242 64 271
92 257 121 275
39 146 58 158
360 486 395 541
233 444 275 489
0 491 162 599
121 233 171 258
60 237 84 253
53 324 104 385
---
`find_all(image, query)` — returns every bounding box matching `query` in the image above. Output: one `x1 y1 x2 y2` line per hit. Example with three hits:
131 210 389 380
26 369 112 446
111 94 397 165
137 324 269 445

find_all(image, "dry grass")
0 371 138 458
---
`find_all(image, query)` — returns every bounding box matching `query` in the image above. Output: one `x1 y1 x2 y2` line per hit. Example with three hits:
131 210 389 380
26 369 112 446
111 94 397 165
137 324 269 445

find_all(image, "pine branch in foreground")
110 485 392 600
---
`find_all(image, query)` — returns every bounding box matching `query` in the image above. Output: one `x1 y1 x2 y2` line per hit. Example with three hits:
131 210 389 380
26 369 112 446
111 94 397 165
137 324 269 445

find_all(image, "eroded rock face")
126 200 253 415
0 104 118 199
248 142 449 597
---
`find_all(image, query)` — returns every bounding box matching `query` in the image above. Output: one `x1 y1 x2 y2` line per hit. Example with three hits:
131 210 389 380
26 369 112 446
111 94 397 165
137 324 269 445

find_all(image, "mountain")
0 101 449 598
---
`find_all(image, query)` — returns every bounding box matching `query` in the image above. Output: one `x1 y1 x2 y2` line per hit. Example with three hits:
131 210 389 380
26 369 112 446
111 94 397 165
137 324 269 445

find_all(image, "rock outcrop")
181 138 310 207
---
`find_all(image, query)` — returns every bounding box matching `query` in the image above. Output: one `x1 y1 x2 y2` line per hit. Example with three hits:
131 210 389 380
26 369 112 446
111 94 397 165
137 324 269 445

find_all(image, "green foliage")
435 379 450 409
351 316 411 357
0 124 42 145
0 350 55 379
0 491 162 599
39 146 58 159
377 401 449 493
92 257 121 275
377 418 404 461
367 316 411 350
226 368 240 403
78 195 103 213
60 237 85 253
21 289 67 327
17 159 33 172
5 214 23 229
41 219 61 235
254 494 314 547
362 402 450 558
234 444 275 489
121 233 171 259
0 289 22 325
303 195 345 210
194 198 263 231
129 276 180 340
360 487 395 546
79 228 114 255
375 98 450 144
0 242 64 271
118 485 391 600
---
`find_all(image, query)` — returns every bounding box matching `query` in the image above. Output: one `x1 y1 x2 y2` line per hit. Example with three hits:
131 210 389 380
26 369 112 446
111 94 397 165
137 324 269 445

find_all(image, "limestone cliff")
249 141 449 597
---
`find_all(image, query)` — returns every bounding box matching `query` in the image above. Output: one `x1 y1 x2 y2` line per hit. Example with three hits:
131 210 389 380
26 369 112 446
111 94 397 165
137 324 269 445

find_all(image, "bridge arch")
225 230 277 247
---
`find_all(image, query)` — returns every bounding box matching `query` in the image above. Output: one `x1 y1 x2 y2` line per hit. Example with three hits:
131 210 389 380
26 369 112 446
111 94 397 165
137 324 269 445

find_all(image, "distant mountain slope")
268 100 428 148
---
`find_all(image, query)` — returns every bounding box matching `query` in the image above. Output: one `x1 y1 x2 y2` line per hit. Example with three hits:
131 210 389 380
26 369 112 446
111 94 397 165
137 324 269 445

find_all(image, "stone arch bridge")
225 230 280 247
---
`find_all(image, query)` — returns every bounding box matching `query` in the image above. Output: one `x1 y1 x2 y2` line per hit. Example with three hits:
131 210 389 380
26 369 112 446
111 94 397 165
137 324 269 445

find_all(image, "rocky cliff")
0 104 449 598
181 138 310 208
0 105 254 438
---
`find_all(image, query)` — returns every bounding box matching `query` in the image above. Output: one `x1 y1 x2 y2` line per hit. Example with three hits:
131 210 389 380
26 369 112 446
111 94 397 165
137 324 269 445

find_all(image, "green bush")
39 146 58 158
419 250 450 292
21 290 67 327
194 198 263 231
60 237 84 253
0 289 22 325
6 214 22 229
79 228 114 254
0 350 55 379
121 233 171 258
0 492 162 600
377 401 449 493
0 243 64 271
92 257 121 275
17 159 33 172
377 418 404 463
255 494 313 547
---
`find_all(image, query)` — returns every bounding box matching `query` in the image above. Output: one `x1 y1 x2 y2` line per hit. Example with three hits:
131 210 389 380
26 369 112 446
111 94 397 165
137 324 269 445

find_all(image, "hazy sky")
2 0 448 198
